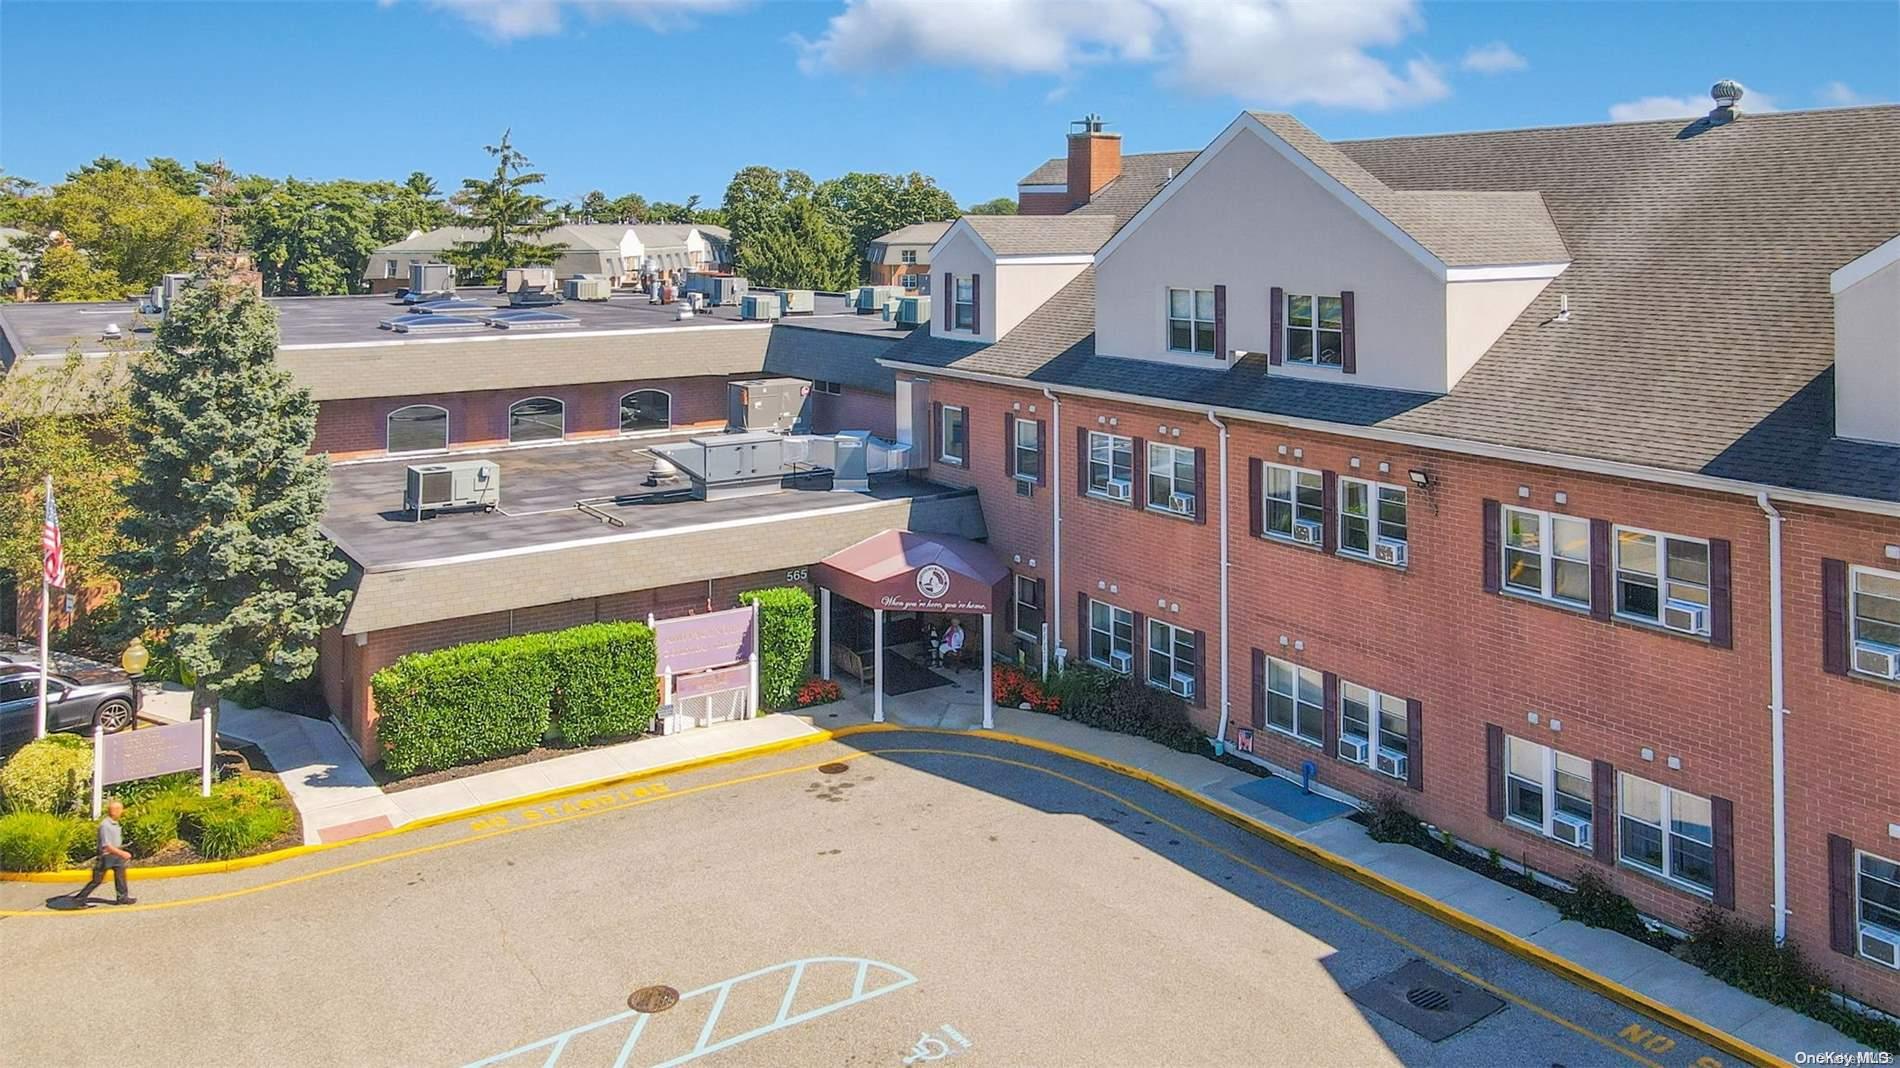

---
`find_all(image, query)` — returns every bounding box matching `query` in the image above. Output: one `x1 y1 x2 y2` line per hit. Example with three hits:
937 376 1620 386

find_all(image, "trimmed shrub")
121 795 188 858
1366 791 1427 845
0 811 91 871
1683 908 1900 1052
1029 665 1206 754
739 587 816 710
177 777 293 859
373 633 558 776
111 771 198 808
794 677 842 708
548 622 660 745
0 734 94 815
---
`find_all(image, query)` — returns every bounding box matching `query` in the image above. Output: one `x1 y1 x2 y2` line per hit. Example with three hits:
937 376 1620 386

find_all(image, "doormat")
882 652 956 696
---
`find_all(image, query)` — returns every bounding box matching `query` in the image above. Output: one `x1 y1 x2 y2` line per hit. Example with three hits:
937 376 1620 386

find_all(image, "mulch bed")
121 743 304 867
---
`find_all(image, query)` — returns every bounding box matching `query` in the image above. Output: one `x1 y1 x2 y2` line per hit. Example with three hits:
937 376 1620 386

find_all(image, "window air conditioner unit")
1662 599 1708 635
1167 491 1194 515
1551 810 1594 849
1168 671 1196 700
1861 923 1900 968
1853 640 1900 680
1375 747 1408 780
1338 734 1370 764
1109 650 1133 674
1015 478 1034 498
1373 539 1408 567
1104 478 1132 502
1292 519 1323 545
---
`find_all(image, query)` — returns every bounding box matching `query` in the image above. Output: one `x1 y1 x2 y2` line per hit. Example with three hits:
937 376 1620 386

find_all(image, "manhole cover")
628 985 680 1013
818 762 850 775
1348 960 1505 1042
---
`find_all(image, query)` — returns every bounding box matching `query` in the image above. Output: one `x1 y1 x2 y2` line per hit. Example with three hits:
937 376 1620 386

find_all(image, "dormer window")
1167 288 1216 354
1286 294 1344 368
953 276 975 331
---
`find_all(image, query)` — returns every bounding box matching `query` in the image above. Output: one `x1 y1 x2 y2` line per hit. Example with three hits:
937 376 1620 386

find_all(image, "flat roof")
0 287 917 361
322 435 972 571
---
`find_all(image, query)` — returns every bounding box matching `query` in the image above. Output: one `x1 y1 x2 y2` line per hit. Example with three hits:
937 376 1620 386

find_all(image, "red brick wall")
1017 193 1071 216
868 263 927 289
811 387 896 439
311 376 735 459
920 372 1900 1011
1066 133 1122 205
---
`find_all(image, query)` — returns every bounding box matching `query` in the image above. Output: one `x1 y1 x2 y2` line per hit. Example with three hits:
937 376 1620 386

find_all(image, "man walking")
70 799 135 906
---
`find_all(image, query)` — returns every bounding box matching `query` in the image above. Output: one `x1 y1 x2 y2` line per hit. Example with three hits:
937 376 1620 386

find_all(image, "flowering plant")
794 677 843 707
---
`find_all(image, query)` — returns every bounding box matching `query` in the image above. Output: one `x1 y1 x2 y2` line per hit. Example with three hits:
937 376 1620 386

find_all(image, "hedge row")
740 586 815 710
372 621 660 776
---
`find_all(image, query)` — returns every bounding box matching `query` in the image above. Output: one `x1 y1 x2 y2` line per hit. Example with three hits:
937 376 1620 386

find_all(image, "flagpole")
36 474 51 740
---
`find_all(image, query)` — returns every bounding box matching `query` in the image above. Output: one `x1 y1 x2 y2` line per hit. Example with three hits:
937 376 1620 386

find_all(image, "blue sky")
2 1 1894 207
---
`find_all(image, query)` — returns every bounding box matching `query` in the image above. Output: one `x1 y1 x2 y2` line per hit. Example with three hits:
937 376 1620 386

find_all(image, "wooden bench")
831 641 874 685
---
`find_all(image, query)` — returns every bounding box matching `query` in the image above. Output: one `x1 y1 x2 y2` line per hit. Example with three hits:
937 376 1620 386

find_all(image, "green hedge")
0 811 92 871
0 735 94 815
1037 664 1208 754
549 622 660 745
740 586 815 710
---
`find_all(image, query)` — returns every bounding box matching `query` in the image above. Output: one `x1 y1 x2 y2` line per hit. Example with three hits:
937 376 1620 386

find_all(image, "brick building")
864 221 951 292
887 98 1900 1012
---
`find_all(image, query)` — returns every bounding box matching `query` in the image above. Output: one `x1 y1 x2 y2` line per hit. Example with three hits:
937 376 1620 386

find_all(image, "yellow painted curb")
1 721 899 884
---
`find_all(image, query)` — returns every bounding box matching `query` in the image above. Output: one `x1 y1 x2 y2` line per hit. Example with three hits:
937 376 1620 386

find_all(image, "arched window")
509 397 565 443
619 389 672 434
386 404 448 454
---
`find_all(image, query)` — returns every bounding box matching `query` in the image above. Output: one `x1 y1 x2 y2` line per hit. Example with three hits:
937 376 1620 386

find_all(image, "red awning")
812 530 1010 614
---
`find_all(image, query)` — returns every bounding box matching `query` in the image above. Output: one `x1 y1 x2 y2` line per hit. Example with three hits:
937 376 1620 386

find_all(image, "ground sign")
92 717 211 817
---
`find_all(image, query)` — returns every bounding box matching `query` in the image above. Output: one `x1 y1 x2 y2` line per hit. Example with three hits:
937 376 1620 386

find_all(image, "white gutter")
1044 387 1064 667
1208 411 1232 753
878 358 1900 520
1758 491 1790 942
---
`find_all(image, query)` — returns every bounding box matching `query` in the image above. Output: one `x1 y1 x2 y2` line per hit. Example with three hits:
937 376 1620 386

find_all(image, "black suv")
0 662 138 757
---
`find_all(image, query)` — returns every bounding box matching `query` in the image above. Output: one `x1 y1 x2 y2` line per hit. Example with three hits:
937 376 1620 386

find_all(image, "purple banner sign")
654 606 755 677
101 719 207 786
673 663 751 700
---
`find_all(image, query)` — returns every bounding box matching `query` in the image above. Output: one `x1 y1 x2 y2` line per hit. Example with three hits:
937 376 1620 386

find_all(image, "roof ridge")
1334 102 1900 146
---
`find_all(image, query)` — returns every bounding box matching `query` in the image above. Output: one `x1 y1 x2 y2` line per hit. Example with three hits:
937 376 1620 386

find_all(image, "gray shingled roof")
763 322 901 393
872 221 953 246
963 215 1120 256
881 105 1900 503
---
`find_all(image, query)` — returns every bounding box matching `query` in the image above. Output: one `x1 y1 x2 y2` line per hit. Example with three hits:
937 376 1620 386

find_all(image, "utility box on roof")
779 289 815 314
727 377 811 434
409 262 455 297
403 460 499 519
740 292 782 320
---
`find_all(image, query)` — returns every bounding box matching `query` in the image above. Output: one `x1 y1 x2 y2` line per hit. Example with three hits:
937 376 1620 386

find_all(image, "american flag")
41 482 65 590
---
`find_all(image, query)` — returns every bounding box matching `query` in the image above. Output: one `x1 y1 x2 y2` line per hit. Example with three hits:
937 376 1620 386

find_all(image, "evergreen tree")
446 130 565 284
735 197 856 291
110 170 347 736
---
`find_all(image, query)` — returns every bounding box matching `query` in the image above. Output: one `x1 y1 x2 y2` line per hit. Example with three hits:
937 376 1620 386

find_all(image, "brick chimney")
1065 114 1122 209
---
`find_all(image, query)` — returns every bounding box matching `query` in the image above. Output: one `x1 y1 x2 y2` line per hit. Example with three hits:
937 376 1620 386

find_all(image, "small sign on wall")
1235 727 1254 755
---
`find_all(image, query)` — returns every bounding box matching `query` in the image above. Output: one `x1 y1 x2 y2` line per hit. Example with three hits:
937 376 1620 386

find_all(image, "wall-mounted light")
1408 470 1430 489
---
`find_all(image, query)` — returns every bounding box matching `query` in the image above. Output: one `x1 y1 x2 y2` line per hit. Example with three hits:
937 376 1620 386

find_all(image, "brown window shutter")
1485 724 1505 820
1077 591 1090 657
1591 759 1616 864
1132 612 1147 681
1321 470 1338 554
1191 629 1207 708
1829 833 1857 954
1711 796 1735 910
1131 437 1147 511
1708 538 1733 649
942 273 952 330
1340 290 1356 374
1269 286 1284 366
1250 648 1266 730
1005 572 1019 635
1482 499 1502 593
1589 518 1613 622
1321 671 1340 758
971 273 982 334
1248 458 1263 539
1003 412 1016 478
1405 697 1423 791
1034 578 1047 642
1192 446 1207 525
1213 284 1227 361
1034 419 1047 486
930 401 943 461
1075 426 1089 497
1822 558 1850 676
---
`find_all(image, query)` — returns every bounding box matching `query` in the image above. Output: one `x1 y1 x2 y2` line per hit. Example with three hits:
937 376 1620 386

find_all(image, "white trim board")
1832 233 1900 293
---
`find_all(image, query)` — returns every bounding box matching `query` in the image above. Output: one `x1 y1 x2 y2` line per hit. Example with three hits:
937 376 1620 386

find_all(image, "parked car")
0 662 138 757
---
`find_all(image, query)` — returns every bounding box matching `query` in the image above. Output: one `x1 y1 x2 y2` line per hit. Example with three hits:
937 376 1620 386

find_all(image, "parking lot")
0 730 1733 1067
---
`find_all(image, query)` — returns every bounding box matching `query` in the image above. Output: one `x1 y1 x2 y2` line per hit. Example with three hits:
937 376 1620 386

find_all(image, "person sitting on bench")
933 617 966 668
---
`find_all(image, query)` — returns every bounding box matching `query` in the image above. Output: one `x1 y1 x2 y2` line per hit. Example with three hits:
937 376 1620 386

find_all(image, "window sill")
937 457 965 467
1084 490 1134 507
1500 815 1593 853
1144 504 1199 523
1497 588 1593 617
1335 548 1408 572
1258 532 1324 552
1087 657 1134 677
1611 612 1713 646
1858 948 1900 973
1618 860 1715 901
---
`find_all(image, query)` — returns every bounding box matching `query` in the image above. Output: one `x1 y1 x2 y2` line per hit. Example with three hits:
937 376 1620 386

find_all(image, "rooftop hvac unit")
403 460 500 520
685 273 748 306
779 289 815 315
727 378 811 434
1551 810 1593 849
409 262 455 298
895 296 932 329
740 293 781 320
501 266 556 294
563 276 611 301
854 285 901 314
1337 734 1369 764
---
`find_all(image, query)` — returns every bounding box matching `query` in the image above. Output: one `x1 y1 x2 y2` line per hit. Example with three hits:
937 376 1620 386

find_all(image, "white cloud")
1459 41 1525 74
1819 80 1864 106
1608 83 1778 123
796 0 1450 111
423 0 748 41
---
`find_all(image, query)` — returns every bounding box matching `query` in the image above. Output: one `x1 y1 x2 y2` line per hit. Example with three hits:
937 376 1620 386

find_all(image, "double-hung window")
1088 600 1134 672
1285 293 1344 367
1618 773 1715 895
1852 566 1900 659
953 276 975 331
1011 419 1041 482
938 405 967 465
1614 527 1710 631
1263 463 1324 543
1146 620 1195 696
1503 736 1594 849
1087 432 1133 499
1502 506 1591 607
1167 288 1216 355
1013 575 1044 641
1265 656 1324 745
900 249 918 264
1859 851 1900 969
1338 683 1409 777
1147 443 1196 518
1339 478 1408 561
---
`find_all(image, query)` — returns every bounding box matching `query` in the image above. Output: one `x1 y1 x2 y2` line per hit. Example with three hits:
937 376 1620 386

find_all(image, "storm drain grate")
628 985 680 1014
818 762 851 775
1348 960 1505 1042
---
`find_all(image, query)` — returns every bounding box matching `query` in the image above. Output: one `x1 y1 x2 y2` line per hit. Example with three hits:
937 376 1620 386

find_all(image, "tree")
145 157 205 197
605 193 648 224
0 171 45 230
735 196 856 291
720 167 815 263
241 177 390 295
967 197 1018 215
578 191 610 223
29 242 124 301
109 227 347 737
387 172 454 236
813 171 960 273
445 130 565 284
45 164 211 290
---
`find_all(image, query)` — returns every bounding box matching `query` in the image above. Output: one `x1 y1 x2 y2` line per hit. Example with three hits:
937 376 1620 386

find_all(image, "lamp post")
120 637 150 728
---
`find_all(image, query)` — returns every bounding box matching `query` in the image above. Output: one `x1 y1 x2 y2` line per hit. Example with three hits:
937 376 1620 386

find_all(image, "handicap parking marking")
464 956 919 1068
468 783 671 833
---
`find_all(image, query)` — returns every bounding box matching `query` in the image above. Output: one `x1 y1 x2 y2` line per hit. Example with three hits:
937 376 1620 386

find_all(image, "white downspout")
1208 411 1231 753
1757 491 1789 942
1043 388 1063 668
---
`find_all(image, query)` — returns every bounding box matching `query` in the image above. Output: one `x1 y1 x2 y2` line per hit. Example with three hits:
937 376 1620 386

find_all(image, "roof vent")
1709 80 1744 123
